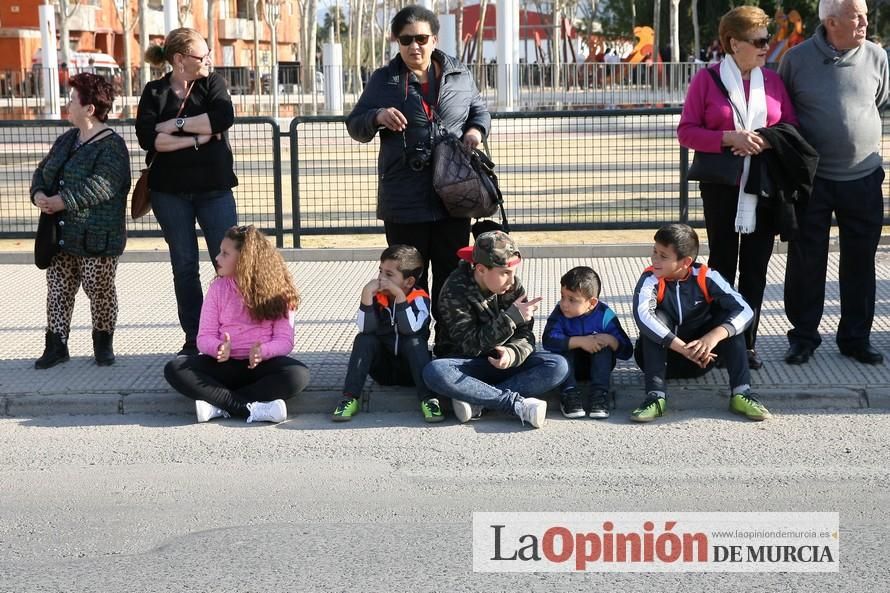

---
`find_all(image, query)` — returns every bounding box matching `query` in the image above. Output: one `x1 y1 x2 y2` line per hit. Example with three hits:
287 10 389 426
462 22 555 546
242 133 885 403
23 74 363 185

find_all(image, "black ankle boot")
35 331 70 369
92 329 115 366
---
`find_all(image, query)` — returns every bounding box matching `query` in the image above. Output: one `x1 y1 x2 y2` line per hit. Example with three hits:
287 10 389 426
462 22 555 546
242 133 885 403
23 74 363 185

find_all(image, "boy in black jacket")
333 245 441 423
632 224 771 423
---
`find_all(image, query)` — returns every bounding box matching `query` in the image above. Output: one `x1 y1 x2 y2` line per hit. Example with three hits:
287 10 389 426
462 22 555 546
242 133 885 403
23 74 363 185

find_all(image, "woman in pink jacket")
164 225 310 424
677 6 798 370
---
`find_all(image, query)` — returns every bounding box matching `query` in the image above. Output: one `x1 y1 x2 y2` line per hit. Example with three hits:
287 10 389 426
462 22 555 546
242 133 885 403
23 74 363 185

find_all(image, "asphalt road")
1 409 887 592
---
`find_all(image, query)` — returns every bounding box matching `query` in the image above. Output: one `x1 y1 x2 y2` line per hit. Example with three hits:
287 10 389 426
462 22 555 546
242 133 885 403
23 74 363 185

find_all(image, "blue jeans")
422 352 569 416
560 349 616 393
152 189 237 342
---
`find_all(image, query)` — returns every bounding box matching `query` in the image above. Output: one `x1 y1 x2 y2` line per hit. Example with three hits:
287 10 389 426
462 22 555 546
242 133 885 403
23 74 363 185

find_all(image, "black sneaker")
588 389 610 419
560 387 586 419
177 340 198 357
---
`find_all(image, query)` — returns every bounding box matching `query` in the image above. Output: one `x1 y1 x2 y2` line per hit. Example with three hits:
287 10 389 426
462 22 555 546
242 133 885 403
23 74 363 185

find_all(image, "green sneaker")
630 392 666 423
730 391 772 421
332 397 360 422
420 397 445 423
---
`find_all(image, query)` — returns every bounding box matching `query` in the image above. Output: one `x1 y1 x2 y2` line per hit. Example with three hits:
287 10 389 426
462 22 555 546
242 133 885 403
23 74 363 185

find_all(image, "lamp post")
264 0 281 118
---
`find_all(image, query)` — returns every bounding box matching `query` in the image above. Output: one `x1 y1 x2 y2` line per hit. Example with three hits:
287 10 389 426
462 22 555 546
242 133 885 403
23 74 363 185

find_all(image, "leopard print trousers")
45 252 119 336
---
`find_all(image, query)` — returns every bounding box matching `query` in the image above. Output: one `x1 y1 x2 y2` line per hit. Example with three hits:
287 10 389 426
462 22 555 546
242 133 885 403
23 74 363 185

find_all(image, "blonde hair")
225 225 301 321
719 6 771 55
144 28 205 67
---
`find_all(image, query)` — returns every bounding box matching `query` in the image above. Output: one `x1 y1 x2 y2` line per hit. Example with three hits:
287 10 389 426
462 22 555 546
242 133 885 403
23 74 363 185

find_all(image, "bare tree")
456 0 465 60
653 0 661 61
178 0 194 26
669 0 679 62
692 0 700 60
630 0 635 29
112 0 138 115
475 0 488 78
205 0 215 55
139 0 151 87
253 0 262 111
354 0 366 93
57 0 83 69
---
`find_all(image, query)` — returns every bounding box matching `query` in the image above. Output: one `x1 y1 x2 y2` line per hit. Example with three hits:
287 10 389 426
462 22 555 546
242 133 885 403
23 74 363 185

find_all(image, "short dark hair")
68 73 115 122
381 244 424 283
560 266 602 299
391 5 440 37
654 223 700 260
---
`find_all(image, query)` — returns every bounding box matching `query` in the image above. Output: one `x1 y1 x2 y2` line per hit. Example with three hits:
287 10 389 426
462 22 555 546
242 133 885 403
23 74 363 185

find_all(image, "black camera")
404 143 433 172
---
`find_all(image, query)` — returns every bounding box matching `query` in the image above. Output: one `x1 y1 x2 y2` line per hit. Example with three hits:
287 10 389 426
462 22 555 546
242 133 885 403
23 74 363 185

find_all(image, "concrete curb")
0 385 873 419
4 234 887 264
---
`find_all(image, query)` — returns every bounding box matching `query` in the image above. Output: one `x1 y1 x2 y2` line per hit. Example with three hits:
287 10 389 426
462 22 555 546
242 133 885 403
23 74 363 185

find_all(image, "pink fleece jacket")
677 64 799 154
196 276 295 360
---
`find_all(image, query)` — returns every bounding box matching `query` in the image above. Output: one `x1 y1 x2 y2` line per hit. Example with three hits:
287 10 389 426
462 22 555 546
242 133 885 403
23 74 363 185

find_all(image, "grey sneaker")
246 399 287 423
195 400 230 423
516 397 547 428
452 399 483 423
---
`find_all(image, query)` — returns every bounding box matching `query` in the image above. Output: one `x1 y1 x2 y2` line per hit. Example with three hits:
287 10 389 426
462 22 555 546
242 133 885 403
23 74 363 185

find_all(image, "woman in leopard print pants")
31 73 131 368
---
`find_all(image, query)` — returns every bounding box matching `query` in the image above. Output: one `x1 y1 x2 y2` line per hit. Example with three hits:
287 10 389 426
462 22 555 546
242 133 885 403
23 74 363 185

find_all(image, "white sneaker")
195 400 229 423
516 397 547 428
246 399 287 423
452 399 483 423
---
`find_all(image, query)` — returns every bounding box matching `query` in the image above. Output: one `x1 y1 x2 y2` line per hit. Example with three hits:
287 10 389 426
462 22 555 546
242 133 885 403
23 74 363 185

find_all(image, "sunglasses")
398 34 431 46
742 37 771 49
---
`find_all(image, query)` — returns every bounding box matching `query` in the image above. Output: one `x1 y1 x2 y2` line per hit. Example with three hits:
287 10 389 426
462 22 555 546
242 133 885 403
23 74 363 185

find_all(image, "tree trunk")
669 0 679 62
552 1 561 89
456 0 465 61
692 0 700 60
354 0 365 94
58 0 72 69
630 0 636 29
253 0 262 112
652 0 661 62
207 0 216 61
121 4 133 116
307 0 319 115
139 0 150 87
476 0 488 79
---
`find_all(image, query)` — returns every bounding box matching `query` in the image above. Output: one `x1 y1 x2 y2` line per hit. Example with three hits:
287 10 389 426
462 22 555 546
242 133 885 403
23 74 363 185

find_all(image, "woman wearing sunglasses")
346 5 491 323
677 6 798 371
135 27 238 356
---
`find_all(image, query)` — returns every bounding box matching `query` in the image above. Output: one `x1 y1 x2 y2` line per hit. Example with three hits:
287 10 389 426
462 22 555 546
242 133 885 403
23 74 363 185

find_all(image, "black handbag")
687 148 744 186
34 212 60 270
686 67 745 186
432 132 510 231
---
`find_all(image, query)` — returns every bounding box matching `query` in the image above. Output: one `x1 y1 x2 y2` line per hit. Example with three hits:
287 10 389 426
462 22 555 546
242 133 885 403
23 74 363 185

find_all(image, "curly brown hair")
225 225 301 321
69 73 115 122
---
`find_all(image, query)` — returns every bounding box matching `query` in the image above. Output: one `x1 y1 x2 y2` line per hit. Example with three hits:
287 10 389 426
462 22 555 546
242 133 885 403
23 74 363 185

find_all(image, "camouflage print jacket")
433 261 535 366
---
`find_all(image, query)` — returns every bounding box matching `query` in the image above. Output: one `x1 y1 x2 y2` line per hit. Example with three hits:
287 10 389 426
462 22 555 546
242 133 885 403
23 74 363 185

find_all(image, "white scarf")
720 56 767 234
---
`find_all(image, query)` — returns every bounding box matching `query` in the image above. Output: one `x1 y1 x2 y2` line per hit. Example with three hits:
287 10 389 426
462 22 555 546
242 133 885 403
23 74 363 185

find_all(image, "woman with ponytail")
135 27 239 356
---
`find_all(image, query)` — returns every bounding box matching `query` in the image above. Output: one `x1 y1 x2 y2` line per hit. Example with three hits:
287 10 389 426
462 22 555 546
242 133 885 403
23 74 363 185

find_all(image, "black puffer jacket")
346 50 491 223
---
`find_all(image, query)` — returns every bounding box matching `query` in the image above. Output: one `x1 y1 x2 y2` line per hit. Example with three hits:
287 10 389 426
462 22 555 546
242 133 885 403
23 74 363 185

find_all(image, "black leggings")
164 355 310 418
700 183 776 349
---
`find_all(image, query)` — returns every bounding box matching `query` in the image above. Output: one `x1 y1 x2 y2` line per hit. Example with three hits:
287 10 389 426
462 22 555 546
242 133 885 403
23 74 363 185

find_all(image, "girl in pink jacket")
165 225 310 424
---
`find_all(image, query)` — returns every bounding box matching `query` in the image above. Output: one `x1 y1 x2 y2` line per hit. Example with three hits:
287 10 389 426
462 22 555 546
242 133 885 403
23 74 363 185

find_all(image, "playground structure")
767 8 806 63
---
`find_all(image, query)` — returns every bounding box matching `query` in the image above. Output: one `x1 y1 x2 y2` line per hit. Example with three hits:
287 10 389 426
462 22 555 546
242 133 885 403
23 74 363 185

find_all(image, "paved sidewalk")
2 245 890 418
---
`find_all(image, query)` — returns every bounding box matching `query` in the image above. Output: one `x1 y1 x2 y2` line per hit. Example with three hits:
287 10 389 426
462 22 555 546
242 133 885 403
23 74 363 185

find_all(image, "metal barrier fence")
0 118 284 246
2 110 889 247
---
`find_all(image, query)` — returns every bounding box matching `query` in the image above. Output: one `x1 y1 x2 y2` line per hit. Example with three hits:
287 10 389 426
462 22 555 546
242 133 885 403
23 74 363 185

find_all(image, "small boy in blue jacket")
543 266 633 419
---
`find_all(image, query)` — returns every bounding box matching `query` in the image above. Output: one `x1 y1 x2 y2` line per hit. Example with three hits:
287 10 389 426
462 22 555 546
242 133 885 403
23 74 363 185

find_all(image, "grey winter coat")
346 50 491 224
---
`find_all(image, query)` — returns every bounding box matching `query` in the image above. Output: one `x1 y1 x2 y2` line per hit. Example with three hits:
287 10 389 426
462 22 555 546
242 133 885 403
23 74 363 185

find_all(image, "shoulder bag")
686 68 745 186
432 132 510 231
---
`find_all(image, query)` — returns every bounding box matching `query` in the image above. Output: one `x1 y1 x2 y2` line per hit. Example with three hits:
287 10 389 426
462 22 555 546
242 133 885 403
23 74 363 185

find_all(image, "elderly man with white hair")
778 0 889 366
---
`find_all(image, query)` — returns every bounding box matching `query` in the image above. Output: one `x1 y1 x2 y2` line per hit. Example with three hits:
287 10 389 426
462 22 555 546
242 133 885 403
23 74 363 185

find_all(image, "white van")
32 50 122 83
